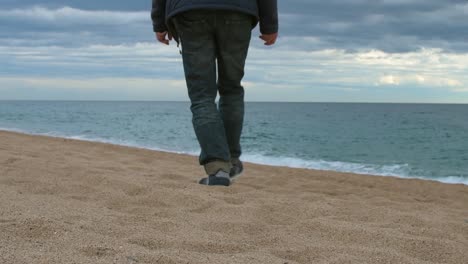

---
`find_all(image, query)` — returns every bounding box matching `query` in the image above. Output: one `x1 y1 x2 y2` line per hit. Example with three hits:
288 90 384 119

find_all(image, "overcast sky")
1 0 467 103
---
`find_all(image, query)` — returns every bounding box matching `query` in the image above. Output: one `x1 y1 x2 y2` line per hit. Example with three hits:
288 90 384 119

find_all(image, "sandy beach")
0 130 467 263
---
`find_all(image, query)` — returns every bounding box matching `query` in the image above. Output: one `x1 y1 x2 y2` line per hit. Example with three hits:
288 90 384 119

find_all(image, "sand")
0 130 467 264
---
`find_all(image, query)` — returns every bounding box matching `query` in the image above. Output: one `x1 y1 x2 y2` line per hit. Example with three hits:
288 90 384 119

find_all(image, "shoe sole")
199 176 231 186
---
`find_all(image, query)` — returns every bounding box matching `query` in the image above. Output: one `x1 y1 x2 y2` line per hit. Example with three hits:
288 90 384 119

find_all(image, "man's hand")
156 31 172 45
259 33 278 46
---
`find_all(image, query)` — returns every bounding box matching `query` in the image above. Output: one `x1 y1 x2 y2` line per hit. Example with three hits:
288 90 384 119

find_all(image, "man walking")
151 0 278 186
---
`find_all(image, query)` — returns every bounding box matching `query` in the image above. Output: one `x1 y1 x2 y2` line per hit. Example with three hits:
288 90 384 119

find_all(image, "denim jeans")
173 10 252 171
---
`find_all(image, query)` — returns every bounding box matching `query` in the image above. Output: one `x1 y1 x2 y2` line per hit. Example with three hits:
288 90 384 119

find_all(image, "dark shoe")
229 158 243 181
199 170 231 186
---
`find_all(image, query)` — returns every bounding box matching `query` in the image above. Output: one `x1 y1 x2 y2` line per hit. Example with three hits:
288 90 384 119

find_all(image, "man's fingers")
156 32 170 45
259 35 269 44
259 33 278 46
266 38 276 45
262 36 274 45
158 32 168 45
259 35 276 45
156 32 164 43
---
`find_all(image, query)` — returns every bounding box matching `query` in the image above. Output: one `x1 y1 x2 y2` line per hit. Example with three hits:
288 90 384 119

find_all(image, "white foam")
242 153 410 176
431 176 468 185
0 127 29 134
241 153 468 185
1 128 467 185
58 133 199 156
0 128 197 156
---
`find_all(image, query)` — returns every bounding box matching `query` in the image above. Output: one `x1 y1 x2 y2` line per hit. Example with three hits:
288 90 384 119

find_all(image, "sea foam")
1 128 467 185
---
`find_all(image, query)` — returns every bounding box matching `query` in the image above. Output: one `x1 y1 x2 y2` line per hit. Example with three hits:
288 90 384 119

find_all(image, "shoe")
199 170 231 186
229 158 243 181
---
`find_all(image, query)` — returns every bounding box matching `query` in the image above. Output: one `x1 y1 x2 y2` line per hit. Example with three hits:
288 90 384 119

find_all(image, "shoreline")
1 128 466 186
1 130 467 263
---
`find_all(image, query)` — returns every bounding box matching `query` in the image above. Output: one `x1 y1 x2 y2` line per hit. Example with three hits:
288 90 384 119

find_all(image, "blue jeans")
173 10 252 172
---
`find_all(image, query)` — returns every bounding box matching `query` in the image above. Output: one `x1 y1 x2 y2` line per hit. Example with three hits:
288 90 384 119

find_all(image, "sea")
1 101 467 185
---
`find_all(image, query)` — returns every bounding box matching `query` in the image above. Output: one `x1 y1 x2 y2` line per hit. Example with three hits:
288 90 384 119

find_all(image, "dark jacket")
151 0 278 36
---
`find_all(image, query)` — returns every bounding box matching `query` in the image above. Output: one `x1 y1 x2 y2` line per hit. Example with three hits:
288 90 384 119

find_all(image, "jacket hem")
166 5 259 21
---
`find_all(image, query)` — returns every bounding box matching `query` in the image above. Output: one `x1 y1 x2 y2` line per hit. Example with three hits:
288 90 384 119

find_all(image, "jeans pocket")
224 12 253 25
178 10 208 24
174 11 208 39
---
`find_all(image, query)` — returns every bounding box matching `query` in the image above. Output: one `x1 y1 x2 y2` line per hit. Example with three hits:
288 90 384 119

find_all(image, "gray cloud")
0 0 148 11
1 1 467 52
1 1 467 103
0 7 153 47
278 0 468 52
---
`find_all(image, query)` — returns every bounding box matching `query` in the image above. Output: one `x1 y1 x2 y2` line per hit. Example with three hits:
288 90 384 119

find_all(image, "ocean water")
1 101 467 185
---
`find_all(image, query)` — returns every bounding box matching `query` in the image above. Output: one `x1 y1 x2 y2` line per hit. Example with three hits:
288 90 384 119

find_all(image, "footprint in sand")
80 246 118 258
2 157 20 166
222 197 246 205
160 173 187 182
128 238 173 250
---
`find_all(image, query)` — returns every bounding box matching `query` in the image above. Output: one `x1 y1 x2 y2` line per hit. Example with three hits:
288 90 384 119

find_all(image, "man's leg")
215 11 253 160
174 11 231 175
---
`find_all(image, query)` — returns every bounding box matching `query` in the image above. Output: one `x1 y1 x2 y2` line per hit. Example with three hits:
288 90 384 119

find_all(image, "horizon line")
1 99 467 105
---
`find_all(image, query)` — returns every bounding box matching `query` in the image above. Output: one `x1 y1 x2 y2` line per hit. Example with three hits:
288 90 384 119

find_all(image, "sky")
1 0 468 103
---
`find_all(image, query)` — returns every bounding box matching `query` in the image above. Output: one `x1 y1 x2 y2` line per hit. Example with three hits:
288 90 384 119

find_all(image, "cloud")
0 6 147 25
2 3 468 52
5 77 185 90
0 6 152 47
1 42 467 101
247 47 468 91
278 0 468 52
376 74 464 90
452 88 468 93
378 75 401 85
0 76 187 100
0 43 183 79
0 0 149 11
1 3 468 102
